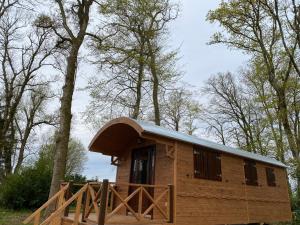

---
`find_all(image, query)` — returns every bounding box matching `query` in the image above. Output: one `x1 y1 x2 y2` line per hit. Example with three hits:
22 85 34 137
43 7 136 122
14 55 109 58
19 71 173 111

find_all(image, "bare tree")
0 0 19 19
14 87 57 173
162 87 201 134
203 73 264 153
0 8 55 178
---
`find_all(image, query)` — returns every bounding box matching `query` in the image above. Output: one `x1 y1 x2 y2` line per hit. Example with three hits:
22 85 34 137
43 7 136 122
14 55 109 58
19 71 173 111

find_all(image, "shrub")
0 160 52 210
0 137 88 210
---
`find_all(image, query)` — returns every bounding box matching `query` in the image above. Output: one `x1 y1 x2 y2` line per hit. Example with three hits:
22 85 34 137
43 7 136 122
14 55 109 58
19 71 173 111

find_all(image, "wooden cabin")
88 117 292 225
23 117 292 225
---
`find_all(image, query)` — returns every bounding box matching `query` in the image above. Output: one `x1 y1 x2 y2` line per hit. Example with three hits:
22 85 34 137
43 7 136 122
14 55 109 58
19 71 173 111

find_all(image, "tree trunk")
47 43 81 212
3 123 15 176
4 145 12 176
175 121 179 131
276 88 298 155
132 49 145 119
147 40 160 125
274 87 300 206
14 125 31 173
152 72 160 125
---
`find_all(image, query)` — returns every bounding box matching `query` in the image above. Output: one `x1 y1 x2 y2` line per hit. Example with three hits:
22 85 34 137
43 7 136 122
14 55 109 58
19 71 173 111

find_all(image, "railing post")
64 181 73 217
81 182 89 222
98 179 109 225
168 184 174 223
109 186 114 212
138 186 143 219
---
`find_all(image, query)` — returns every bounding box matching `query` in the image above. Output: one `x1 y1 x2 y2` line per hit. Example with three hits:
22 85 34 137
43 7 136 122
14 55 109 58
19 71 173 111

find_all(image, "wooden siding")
153 143 174 219
176 141 292 225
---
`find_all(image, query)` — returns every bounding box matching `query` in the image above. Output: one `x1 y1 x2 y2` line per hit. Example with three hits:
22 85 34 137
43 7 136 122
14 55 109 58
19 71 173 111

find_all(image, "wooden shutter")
194 147 222 181
203 150 209 178
244 161 251 184
194 149 205 178
266 167 276 186
244 160 258 186
208 151 222 181
251 162 258 185
215 153 222 181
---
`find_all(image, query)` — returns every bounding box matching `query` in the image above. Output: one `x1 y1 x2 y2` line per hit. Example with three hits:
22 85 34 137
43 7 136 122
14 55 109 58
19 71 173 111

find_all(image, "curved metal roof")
89 117 287 168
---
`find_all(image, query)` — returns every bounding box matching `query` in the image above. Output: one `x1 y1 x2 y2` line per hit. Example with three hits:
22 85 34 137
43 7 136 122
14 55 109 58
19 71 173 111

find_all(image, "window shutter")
215 153 222 181
266 167 276 186
193 147 222 181
207 151 214 179
244 161 251 185
244 160 258 186
194 149 206 178
203 150 208 178
251 162 258 185
193 149 200 178
208 152 222 181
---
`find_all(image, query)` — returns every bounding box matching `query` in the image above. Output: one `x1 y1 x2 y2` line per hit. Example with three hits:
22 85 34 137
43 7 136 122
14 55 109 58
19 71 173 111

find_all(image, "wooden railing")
105 182 173 223
23 182 102 225
23 180 174 225
23 182 70 225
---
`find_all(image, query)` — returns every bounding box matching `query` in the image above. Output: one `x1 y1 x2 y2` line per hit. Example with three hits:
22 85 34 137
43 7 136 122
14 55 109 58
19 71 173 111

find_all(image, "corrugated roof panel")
134 119 287 168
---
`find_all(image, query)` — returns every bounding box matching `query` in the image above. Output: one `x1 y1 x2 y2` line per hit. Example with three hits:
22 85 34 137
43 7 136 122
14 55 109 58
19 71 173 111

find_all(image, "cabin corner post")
168 184 174 223
98 179 109 225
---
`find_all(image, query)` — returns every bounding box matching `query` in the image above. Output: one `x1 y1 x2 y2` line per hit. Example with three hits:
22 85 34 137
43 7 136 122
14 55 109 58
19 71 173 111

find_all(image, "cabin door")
128 145 156 215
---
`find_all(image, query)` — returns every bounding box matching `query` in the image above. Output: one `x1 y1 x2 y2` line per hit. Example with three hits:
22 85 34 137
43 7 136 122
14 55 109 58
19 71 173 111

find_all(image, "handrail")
40 183 89 225
110 182 168 188
23 183 69 225
73 181 102 186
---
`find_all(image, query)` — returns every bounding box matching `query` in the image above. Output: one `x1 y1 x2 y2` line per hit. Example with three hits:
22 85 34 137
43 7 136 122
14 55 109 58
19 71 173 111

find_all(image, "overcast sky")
69 1 249 180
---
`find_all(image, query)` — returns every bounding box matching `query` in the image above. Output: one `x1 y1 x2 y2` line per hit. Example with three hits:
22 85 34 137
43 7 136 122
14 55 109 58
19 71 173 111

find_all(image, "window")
266 167 276 187
244 160 258 186
193 147 222 181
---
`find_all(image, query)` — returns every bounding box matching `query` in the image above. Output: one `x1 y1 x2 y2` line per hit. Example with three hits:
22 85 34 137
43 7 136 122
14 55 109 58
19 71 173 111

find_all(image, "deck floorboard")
63 213 171 225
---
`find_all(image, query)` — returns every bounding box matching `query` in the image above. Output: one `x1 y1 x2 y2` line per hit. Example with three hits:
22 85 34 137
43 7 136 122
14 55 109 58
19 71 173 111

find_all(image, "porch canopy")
89 117 286 167
88 117 144 156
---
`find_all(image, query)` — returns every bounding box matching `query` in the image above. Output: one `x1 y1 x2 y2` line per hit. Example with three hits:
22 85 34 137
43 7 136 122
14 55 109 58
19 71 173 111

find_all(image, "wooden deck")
63 213 172 225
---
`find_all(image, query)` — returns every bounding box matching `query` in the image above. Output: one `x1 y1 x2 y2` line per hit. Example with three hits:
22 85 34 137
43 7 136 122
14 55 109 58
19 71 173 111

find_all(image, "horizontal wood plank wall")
246 162 292 223
115 146 132 215
153 143 174 219
176 141 292 225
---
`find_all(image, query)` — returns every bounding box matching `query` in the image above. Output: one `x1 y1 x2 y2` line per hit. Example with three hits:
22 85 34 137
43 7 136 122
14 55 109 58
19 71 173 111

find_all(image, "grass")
0 208 33 225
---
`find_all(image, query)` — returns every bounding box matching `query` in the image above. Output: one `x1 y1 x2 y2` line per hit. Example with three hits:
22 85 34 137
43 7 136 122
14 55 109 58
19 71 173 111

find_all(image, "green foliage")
39 134 87 176
0 134 87 210
0 158 52 210
290 192 300 224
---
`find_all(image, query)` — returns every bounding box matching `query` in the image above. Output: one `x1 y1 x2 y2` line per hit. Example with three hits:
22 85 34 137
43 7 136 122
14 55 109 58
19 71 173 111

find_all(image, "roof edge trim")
88 117 144 151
